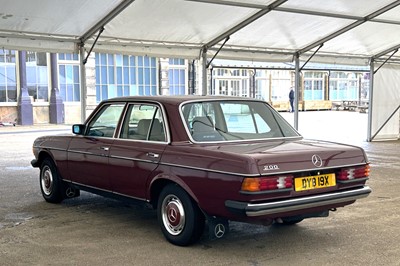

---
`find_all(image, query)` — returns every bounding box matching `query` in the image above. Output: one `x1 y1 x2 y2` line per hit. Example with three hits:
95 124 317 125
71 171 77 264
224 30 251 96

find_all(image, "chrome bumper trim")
225 186 371 217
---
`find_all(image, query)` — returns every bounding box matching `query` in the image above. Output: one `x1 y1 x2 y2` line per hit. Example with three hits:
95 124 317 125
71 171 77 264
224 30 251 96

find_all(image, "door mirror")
72 124 86 135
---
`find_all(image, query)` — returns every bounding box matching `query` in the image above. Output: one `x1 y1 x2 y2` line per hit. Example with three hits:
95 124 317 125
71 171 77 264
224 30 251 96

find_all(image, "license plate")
294 173 336 191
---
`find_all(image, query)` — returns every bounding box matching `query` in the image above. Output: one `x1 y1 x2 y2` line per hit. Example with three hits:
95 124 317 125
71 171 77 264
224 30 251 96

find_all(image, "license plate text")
295 173 336 191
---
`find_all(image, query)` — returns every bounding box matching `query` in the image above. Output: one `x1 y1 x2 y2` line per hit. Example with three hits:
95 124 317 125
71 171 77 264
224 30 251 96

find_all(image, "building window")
231 80 240 96
26 52 49 102
360 73 370 100
58 53 80 102
58 53 79 61
0 50 17 102
96 54 157 102
254 70 269 101
138 56 157 96
303 72 324 100
211 68 250 97
329 72 359 100
214 79 228 95
269 70 292 101
168 58 186 95
241 79 248 97
255 78 268 100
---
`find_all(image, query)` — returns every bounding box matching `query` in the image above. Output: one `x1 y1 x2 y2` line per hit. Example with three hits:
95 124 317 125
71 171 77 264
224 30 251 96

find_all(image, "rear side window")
86 104 125 138
120 104 166 142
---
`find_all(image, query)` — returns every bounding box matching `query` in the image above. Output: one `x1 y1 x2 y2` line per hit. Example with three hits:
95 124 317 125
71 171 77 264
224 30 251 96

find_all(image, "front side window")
120 104 166 142
181 101 300 142
86 104 125 138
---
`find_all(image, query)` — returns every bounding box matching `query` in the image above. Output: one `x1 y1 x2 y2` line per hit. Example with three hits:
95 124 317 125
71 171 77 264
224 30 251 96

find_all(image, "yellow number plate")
294 173 336 191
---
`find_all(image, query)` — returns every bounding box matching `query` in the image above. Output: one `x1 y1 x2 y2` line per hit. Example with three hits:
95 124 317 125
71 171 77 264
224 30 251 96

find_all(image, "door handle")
146 152 159 158
100 146 110 151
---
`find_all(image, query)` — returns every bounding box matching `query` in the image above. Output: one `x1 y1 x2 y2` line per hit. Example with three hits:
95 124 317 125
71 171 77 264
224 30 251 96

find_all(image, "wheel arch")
148 174 200 210
37 150 56 167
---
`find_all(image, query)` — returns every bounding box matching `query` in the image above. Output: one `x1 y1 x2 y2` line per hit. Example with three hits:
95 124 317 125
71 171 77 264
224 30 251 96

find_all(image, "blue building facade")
0 49 369 125
0 50 188 125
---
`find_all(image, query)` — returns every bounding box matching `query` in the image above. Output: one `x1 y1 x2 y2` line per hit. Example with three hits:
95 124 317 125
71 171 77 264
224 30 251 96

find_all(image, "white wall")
371 64 400 140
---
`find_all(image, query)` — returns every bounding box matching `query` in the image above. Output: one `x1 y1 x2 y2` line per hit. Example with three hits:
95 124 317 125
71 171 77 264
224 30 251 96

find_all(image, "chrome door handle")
100 146 110 151
147 152 159 158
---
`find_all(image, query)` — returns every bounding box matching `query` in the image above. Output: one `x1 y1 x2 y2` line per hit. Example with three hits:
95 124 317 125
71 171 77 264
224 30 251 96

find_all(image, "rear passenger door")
109 103 168 199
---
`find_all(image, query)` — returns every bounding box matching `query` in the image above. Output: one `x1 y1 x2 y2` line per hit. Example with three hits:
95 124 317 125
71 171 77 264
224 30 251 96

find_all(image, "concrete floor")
0 111 399 266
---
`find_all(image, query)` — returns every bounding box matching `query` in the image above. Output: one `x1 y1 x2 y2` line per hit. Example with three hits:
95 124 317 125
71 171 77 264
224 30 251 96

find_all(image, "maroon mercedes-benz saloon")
31 96 371 246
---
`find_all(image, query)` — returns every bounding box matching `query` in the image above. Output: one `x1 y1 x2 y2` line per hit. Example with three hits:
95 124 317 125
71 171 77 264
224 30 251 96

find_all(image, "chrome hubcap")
162 194 185 236
41 166 53 196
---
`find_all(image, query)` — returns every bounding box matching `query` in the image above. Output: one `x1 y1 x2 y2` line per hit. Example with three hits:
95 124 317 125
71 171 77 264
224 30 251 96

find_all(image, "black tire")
39 158 64 203
281 217 304 225
157 184 205 246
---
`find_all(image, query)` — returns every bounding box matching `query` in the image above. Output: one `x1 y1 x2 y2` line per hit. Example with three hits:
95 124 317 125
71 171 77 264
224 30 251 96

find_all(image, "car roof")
104 95 265 105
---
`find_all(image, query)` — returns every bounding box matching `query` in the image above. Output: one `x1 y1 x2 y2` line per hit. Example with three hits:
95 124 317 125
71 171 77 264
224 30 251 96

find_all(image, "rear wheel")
40 158 63 203
157 184 205 246
281 217 304 225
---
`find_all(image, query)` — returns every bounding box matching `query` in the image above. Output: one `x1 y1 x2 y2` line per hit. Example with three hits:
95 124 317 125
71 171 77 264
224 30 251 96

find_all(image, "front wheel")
40 158 63 203
157 184 205 246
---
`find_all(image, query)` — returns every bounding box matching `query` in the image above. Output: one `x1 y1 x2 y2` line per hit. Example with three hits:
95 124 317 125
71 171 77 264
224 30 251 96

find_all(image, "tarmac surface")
0 111 399 266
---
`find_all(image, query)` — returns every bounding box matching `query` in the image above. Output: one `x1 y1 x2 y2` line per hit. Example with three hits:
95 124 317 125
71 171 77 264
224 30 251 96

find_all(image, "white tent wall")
371 64 400 140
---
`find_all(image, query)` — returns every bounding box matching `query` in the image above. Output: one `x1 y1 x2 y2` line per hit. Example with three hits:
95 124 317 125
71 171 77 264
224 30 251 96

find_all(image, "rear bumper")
225 186 371 217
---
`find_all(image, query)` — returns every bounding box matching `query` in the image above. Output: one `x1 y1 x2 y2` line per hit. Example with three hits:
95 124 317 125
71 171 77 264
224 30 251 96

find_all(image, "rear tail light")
337 164 370 181
241 175 293 193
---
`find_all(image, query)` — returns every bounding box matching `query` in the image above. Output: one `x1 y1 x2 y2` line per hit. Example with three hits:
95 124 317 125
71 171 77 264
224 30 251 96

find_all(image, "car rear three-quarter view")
31 96 371 246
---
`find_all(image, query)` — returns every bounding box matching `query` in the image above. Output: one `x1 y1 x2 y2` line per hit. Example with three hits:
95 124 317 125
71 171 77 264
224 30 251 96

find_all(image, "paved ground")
0 111 399 266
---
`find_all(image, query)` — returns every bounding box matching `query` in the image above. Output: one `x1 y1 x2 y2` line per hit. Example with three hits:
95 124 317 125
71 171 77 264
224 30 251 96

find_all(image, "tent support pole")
294 53 300 130
202 47 208 96
79 44 87 123
367 59 374 142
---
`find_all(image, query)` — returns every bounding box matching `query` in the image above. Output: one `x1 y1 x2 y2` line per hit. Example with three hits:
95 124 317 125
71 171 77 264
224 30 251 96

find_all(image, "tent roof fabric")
1 0 400 65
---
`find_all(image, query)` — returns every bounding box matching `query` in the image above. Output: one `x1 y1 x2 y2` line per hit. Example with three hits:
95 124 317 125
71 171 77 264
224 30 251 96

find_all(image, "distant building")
0 50 369 125
209 61 369 111
0 50 190 125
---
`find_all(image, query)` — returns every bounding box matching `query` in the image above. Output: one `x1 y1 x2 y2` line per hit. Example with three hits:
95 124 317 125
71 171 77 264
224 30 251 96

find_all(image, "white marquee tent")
0 0 399 140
